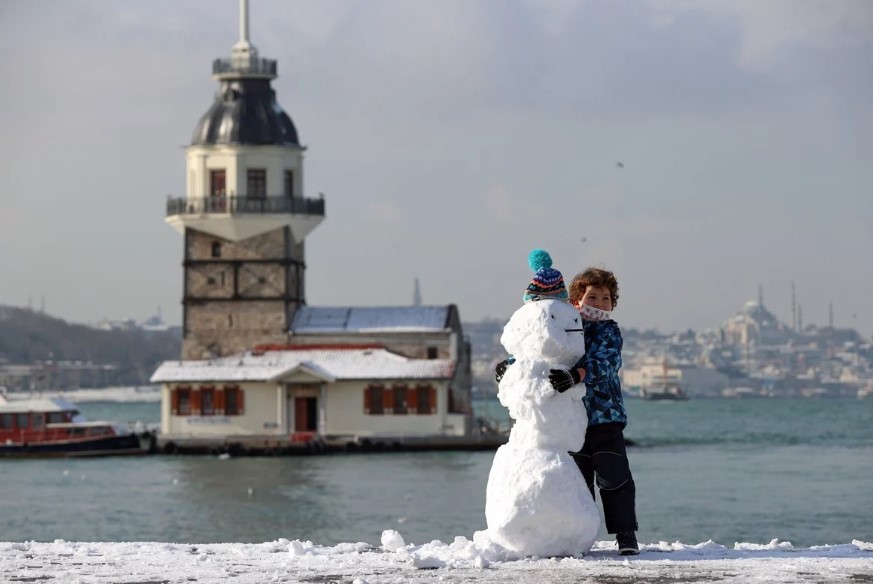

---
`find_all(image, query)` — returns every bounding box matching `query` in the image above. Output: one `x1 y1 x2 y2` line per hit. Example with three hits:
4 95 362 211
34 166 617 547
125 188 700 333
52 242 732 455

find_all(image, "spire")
413 277 422 307
239 0 250 45
758 283 763 306
214 0 275 80
231 0 258 62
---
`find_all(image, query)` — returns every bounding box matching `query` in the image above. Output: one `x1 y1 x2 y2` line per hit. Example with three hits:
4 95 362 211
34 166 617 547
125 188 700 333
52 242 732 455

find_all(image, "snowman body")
484 299 600 557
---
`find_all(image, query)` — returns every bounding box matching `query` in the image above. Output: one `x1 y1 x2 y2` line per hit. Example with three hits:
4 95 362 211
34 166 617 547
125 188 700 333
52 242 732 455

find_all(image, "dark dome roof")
191 78 300 146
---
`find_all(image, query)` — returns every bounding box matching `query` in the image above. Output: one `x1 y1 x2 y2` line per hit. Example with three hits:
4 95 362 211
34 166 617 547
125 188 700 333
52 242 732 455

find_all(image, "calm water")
2 397 871 547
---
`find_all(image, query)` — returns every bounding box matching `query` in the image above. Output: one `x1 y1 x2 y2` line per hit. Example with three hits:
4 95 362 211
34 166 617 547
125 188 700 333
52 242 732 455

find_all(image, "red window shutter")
238 388 245 415
430 386 437 414
171 387 179 415
407 387 417 413
384 386 395 414
191 388 202 415
364 386 371 414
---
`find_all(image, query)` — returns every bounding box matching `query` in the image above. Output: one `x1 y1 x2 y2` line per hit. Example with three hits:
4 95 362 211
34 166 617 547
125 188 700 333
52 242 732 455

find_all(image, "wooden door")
294 397 318 432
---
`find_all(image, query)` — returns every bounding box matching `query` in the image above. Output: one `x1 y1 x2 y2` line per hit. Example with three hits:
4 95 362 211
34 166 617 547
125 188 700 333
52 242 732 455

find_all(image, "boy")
546 267 639 555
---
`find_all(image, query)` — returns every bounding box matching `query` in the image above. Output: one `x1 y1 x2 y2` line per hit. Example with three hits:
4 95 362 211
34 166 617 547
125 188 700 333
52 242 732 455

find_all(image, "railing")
166 195 325 217
213 57 277 77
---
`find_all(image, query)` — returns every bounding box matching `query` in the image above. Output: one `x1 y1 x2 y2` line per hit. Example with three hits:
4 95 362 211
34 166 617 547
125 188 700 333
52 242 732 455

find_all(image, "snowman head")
501 298 586 363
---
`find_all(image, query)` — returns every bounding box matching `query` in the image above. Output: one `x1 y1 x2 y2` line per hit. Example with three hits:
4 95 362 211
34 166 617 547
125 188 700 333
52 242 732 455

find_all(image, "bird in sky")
616 162 624 168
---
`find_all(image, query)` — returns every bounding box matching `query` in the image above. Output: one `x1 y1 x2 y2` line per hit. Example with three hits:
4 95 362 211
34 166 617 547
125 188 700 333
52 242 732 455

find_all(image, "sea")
2 393 872 548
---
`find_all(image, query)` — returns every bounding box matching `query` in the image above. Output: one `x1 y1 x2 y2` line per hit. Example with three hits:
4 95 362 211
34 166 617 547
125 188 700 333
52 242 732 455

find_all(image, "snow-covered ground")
3 534 871 584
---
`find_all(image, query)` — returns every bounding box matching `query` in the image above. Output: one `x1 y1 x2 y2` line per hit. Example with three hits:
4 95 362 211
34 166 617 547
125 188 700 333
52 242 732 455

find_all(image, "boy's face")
575 286 613 312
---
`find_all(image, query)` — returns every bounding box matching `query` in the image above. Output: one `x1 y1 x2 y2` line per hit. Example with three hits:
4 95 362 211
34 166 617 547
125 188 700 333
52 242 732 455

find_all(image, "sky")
2 537 872 583
1 0 871 336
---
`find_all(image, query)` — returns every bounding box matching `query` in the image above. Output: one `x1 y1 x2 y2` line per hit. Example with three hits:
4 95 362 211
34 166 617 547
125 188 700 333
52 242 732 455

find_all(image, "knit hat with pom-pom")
523 249 569 302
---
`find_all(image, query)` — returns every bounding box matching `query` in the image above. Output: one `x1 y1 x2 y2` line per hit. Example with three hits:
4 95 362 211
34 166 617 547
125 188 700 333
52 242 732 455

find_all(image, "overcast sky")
1 0 871 336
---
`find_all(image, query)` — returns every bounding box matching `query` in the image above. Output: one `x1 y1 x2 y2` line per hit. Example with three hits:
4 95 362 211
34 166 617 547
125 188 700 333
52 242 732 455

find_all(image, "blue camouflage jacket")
572 319 627 427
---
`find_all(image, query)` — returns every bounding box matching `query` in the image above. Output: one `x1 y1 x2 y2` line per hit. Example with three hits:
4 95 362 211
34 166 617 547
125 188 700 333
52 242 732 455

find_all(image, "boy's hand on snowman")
548 368 582 393
494 359 510 383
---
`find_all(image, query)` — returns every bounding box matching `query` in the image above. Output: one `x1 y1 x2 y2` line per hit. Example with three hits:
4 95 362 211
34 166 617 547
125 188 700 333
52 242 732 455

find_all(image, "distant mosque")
151 1 476 454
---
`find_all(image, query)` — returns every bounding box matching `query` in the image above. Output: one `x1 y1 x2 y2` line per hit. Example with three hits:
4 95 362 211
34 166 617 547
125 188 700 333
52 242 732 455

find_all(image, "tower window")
247 169 267 198
211 242 221 258
210 170 226 196
284 170 294 197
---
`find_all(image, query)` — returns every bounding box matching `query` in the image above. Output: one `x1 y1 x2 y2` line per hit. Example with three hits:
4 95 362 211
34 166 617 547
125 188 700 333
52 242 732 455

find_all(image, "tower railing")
166 195 325 217
212 57 277 78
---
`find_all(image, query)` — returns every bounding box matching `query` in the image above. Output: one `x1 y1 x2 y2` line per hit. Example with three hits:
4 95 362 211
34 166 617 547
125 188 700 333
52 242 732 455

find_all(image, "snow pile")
479 299 599 558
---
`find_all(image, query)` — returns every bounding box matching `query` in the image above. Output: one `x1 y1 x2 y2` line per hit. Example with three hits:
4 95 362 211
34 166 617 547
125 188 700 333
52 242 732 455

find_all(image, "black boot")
616 531 639 555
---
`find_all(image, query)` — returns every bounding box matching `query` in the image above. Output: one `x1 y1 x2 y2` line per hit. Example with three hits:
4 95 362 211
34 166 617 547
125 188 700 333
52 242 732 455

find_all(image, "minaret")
165 0 325 359
412 277 422 307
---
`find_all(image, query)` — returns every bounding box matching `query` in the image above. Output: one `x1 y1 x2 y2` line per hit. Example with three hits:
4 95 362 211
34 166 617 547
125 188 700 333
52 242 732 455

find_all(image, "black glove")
494 359 510 384
549 368 582 393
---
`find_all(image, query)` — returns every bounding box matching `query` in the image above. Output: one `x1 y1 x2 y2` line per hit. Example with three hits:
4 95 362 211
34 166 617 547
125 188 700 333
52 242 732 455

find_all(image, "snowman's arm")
494 355 516 383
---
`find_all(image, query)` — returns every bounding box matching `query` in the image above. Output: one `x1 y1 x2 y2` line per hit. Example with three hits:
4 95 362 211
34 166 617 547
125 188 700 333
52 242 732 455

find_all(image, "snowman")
483 250 600 557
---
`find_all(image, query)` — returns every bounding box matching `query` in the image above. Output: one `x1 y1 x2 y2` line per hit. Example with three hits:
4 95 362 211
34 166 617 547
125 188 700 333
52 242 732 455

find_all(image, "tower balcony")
213 56 277 80
167 195 323 217
165 195 325 243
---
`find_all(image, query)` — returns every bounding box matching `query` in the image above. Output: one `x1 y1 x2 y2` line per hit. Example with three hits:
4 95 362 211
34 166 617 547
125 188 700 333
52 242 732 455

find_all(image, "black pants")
571 422 638 534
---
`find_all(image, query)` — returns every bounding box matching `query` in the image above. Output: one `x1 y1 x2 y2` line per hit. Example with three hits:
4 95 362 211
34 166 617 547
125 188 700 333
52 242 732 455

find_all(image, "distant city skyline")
6 283 862 338
1 0 871 336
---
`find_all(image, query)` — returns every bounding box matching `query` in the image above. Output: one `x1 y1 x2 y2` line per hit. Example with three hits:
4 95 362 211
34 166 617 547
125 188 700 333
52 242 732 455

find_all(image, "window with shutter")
200 386 216 416
393 385 408 415
416 385 431 415
367 385 384 415
176 387 192 416
224 385 243 415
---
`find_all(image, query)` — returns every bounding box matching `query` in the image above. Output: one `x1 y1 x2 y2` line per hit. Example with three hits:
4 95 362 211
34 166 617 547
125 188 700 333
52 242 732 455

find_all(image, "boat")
638 385 690 400
636 358 690 400
0 392 153 457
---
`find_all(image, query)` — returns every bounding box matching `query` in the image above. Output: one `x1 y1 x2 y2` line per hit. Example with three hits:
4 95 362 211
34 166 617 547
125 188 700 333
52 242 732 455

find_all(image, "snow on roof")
291 306 451 333
0 395 78 413
150 346 455 383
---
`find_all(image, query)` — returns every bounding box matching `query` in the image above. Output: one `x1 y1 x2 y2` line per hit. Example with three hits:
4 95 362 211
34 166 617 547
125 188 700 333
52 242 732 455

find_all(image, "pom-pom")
528 249 552 272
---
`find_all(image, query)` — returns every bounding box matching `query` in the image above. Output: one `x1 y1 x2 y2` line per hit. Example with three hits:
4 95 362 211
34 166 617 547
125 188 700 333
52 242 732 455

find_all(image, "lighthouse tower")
165 0 325 360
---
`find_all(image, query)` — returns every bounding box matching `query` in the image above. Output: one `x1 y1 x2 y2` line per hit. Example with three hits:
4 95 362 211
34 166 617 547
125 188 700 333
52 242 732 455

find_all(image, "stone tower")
165 0 325 360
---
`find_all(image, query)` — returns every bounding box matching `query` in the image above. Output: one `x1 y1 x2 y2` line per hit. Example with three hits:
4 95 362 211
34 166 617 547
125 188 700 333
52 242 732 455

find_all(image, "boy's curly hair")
568 267 620 308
